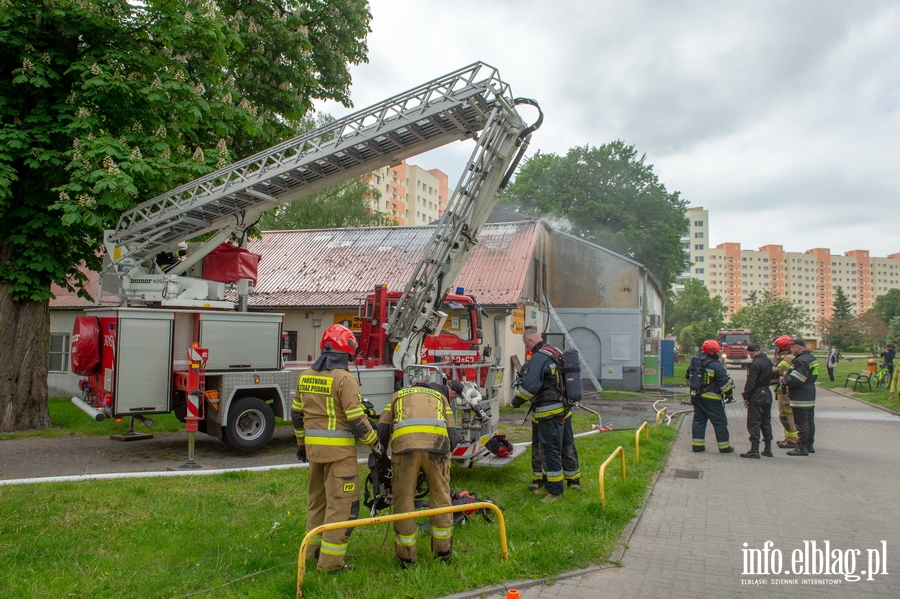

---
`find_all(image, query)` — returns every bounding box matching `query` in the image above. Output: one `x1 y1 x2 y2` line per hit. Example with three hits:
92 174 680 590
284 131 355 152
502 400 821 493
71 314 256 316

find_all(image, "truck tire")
225 397 275 451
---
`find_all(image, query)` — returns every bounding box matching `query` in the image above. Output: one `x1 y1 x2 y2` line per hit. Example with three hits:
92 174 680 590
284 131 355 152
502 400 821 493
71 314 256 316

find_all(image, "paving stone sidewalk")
455 378 900 599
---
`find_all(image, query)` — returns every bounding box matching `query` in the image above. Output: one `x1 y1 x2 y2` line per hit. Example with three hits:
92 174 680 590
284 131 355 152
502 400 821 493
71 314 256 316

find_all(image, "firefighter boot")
740 444 760 459
776 438 797 448
761 443 773 457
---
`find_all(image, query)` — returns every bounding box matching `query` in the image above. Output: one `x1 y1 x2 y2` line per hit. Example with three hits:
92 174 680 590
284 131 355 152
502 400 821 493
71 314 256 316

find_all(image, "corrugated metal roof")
48 221 539 309
247 220 539 308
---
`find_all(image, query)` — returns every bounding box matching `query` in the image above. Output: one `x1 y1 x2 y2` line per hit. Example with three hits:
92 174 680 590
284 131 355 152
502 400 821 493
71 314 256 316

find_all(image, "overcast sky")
316 1 900 258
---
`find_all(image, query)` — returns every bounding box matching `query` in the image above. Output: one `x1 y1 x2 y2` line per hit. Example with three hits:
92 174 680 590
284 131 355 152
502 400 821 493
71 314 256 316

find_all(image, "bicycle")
871 362 893 390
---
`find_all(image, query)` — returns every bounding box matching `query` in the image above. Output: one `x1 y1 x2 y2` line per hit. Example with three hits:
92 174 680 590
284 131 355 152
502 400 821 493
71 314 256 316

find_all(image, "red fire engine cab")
716 328 757 368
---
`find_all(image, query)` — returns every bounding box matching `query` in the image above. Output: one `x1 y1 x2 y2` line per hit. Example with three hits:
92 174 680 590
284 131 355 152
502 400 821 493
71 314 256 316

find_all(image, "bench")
844 372 871 392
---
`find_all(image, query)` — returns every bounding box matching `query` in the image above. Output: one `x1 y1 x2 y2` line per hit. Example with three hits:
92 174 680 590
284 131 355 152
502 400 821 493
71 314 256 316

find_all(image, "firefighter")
513 328 568 503
771 335 799 448
686 340 734 453
292 324 381 573
377 380 458 567
781 338 818 456
740 342 773 459
529 411 581 492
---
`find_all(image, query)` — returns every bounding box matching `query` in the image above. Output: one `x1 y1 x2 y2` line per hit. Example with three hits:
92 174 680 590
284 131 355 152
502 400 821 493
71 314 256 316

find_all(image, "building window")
695 268 704 274
694 232 704 238
49 333 70 372
694 220 703 227
282 331 298 361
695 244 704 250
695 256 704 262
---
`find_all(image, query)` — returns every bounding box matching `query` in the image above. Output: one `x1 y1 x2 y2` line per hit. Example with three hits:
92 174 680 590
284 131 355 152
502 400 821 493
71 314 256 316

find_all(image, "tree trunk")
0 287 51 431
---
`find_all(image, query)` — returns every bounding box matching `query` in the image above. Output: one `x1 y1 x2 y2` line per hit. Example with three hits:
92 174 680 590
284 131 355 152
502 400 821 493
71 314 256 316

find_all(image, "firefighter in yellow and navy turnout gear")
530 410 581 492
292 325 380 573
377 381 458 567
686 340 735 453
513 328 568 503
772 335 798 448
782 338 819 457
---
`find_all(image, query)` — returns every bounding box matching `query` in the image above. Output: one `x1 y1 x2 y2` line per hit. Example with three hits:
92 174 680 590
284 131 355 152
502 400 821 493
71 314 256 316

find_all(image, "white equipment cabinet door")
115 317 173 414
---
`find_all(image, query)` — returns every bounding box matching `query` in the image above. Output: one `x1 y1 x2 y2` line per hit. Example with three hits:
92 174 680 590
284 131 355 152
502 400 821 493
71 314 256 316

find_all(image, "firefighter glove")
296 445 307 462
371 440 384 456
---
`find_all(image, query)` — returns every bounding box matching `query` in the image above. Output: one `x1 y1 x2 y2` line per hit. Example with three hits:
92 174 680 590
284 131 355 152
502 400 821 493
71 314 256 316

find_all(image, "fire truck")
69 62 542 462
716 328 757 368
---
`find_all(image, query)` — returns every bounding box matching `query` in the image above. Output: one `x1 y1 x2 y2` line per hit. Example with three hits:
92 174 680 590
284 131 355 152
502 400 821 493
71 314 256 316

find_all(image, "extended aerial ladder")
103 62 541 324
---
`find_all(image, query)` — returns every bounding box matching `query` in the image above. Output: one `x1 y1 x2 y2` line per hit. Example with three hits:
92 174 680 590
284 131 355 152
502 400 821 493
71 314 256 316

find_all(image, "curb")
441 413 683 599
823 385 900 417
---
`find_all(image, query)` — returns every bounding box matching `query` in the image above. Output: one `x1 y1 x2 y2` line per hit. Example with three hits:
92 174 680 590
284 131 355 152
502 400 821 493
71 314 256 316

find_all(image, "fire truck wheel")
225 397 275 451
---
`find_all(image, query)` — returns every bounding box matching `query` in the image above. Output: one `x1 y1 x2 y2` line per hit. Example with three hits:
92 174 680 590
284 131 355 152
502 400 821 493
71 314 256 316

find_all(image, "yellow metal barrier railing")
598 446 626 509
634 421 649 462
654 407 668 429
297 502 507 598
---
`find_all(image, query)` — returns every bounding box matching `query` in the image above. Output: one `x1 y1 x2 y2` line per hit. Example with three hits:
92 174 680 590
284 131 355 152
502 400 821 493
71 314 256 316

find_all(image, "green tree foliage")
728 290 809 346
872 289 900 325
817 316 861 351
857 310 889 354
832 286 853 320
0 0 372 431
665 279 727 345
500 141 689 291
1 0 371 301
259 176 392 230
820 286 857 351
677 325 697 356
886 316 900 347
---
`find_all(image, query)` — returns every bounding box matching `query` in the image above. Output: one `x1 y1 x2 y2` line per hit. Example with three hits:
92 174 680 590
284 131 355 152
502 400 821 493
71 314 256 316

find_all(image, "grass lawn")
663 360 688 387
0 423 676 599
815 355 899 413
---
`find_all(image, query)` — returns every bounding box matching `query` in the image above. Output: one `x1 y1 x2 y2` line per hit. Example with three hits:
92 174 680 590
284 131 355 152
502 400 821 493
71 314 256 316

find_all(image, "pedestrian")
686 339 735 453
826 346 839 382
292 324 382 573
377 380 458 568
772 335 799 448
880 343 895 379
529 410 581 492
513 328 568 503
740 343 774 459
889 362 900 400
781 338 819 456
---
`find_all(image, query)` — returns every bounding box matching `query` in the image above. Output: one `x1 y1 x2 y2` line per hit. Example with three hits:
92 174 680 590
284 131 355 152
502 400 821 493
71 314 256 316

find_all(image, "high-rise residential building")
367 160 449 225
675 206 709 294
685 208 900 332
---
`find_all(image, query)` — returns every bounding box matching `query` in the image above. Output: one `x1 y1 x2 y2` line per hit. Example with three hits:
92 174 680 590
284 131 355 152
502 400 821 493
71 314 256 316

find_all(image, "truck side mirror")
482 345 492 358
476 328 483 344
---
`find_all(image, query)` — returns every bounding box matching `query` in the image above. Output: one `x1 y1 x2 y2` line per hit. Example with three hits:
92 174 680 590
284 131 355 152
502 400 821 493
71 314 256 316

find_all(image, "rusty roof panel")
247 221 539 308
48 221 539 309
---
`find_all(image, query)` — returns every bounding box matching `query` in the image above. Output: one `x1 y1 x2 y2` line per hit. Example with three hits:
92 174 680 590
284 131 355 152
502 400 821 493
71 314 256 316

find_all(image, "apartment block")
686 209 900 329
675 206 709 293
367 160 449 226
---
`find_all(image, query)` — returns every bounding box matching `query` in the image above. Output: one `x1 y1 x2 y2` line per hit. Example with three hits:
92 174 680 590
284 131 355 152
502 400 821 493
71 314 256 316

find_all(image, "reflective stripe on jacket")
785 351 818 408
292 367 376 463
378 386 457 455
515 341 567 421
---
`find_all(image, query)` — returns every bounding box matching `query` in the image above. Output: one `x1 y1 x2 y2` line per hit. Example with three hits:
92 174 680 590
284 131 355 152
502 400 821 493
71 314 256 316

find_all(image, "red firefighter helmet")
320 324 358 355
774 335 793 351
486 434 514 458
701 340 721 356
